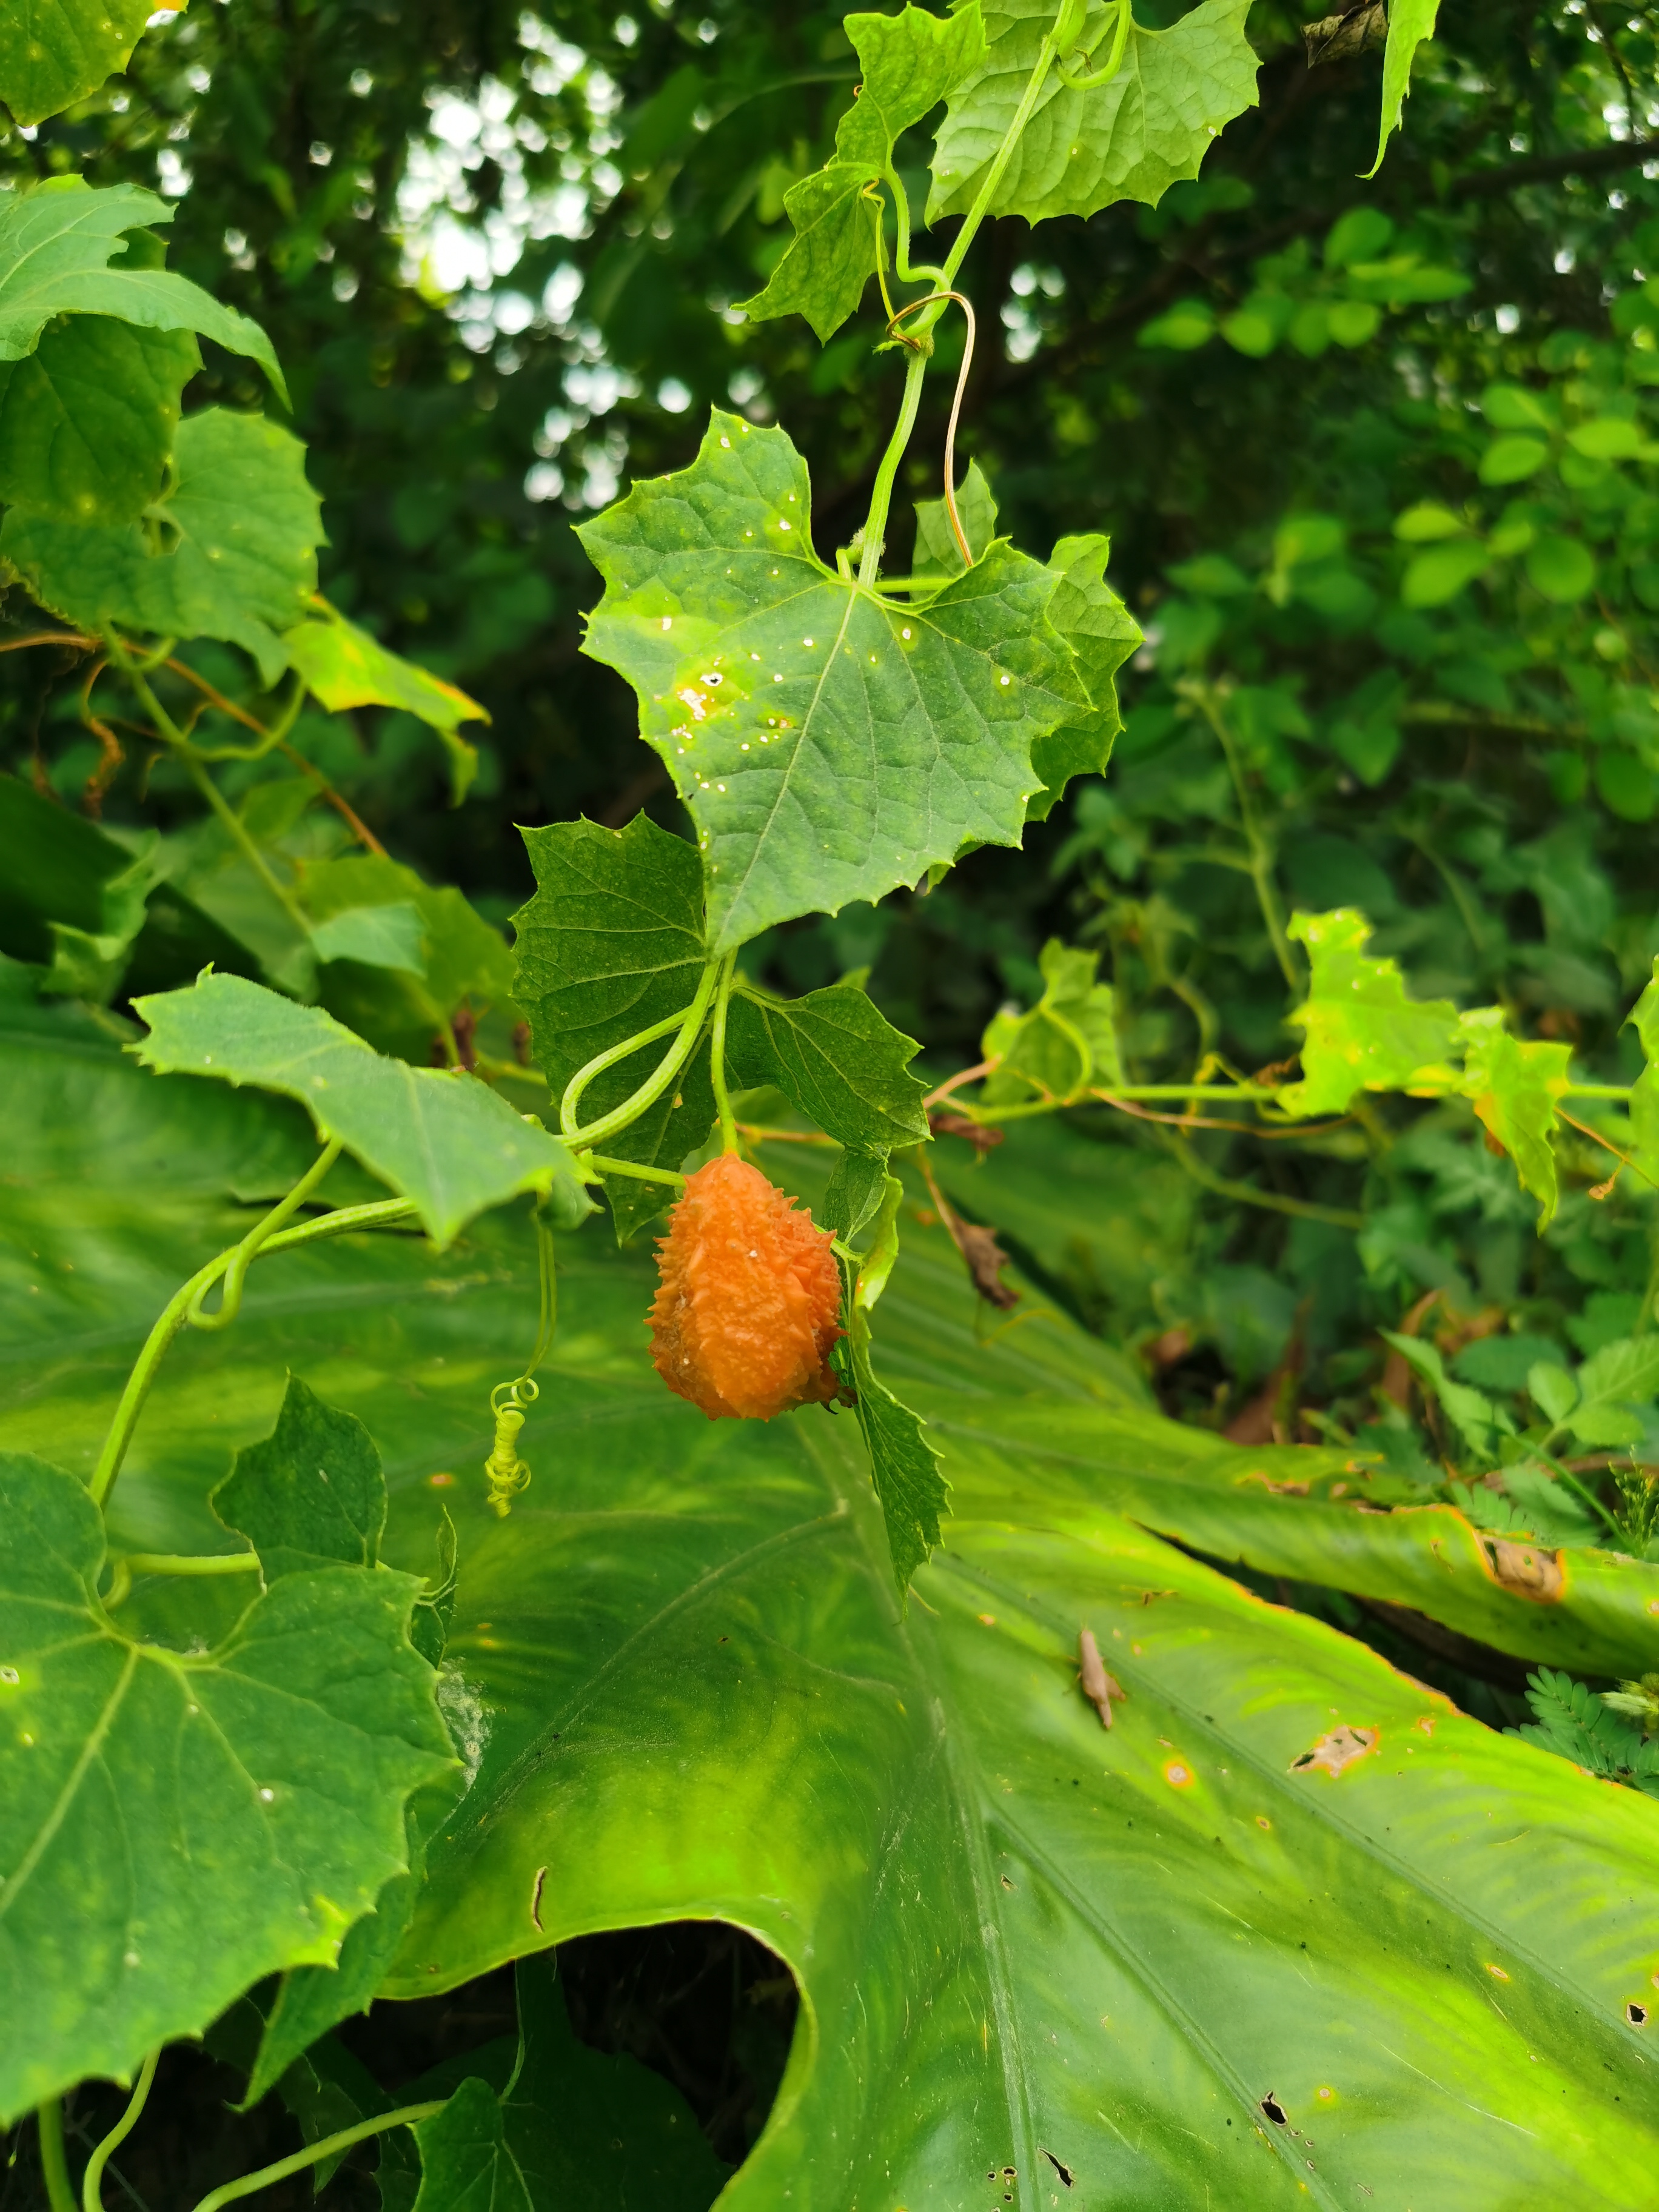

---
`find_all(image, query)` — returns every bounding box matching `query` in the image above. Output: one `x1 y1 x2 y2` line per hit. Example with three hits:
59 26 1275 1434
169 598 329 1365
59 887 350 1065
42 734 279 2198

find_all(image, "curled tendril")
483 1204 558 1517
883 289 978 567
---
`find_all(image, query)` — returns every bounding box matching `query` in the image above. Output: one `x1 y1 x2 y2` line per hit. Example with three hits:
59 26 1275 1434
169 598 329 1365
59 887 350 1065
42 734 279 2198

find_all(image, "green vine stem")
36 2099 75 2212
187 1138 344 1332
710 952 740 1153
1183 680 1301 993
186 2102 445 2212
102 631 315 943
585 1154 688 1190
90 1186 421 1510
560 959 721 1148
104 1550 261 1610
857 4 1065 587
81 2046 160 2212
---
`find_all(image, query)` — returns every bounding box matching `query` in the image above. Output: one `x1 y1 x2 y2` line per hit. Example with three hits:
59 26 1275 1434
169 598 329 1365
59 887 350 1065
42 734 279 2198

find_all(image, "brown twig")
1558 1107 1659 1197
161 656 387 853
0 629 95 655
1088 1091 1352 1139
922 1058 996 1110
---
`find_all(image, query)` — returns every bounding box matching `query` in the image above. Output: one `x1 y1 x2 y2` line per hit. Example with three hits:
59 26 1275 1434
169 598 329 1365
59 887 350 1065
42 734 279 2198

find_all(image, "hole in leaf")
1042 2146 1076 2185
1261 2093 1289 2126
1627 2001 1650 2026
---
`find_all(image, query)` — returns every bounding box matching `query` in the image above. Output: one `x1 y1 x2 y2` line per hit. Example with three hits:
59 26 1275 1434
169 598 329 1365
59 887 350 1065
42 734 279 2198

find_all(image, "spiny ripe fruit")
649 1154 843 1420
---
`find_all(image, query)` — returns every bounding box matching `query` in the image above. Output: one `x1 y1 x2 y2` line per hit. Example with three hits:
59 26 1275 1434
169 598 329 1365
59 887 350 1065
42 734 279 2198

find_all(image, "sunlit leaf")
1278 908 1461 1116
0 0 179 128
131 971 588 1245
1028 529 1140 819
1365 0 1440 176
281 603 489 807
0 178 282 395
577 411 1088 951
929 0 1260 226
1458 1005 1573 1226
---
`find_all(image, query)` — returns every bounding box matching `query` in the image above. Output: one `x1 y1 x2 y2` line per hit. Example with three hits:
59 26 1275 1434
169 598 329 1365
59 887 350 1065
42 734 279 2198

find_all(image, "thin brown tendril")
922 1059 997 1110
1558 1106 1658 1196
78 660 127 813
884 289 977 567
1089 1091 1354 1140
163 654 387 854
0 629 95 655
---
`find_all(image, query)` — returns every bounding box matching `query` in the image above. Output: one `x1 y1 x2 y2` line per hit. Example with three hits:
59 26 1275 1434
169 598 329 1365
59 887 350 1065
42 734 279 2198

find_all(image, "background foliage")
7 0 1659 2203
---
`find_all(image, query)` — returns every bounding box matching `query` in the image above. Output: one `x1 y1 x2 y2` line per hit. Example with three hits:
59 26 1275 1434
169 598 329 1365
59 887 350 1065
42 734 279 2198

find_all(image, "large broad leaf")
281 603 489 807
8 1027 1657 2200
0 178 281 393
0 1448 453 2123
1279 906 1463 1115
131 972 588 1245
737 3 986 342
578 411 1088 951
928 0 1261 226
0 313 198 525
2 408 321 685
0 0 175 129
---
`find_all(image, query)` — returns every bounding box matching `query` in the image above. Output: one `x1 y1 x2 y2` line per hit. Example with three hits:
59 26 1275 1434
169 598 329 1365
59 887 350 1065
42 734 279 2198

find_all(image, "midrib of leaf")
954 1546 1643 2033
1007 1819 1352 2208
735 584 865 925
0 1641 136 1919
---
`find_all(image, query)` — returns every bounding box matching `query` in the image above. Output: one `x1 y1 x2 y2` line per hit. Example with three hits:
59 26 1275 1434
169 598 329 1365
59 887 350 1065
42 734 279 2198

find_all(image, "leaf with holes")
0 1449 453 2123
130 971 588 1245
0 179 281 392
2 408 320 685
928 0 1260 226
1458 1007 1574 1227
736 4 986 342
577 411 1088 951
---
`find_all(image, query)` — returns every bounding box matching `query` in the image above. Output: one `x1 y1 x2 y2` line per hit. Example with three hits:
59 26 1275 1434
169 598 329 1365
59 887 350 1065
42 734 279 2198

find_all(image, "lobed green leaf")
2 408 321 685
0 1449 453 2123
578 411 1088 950
0 178 283 395
929 0 1260 227
1279 907 1462 1116
738 3 986 343
130 971 588 1245
0 0 172 129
